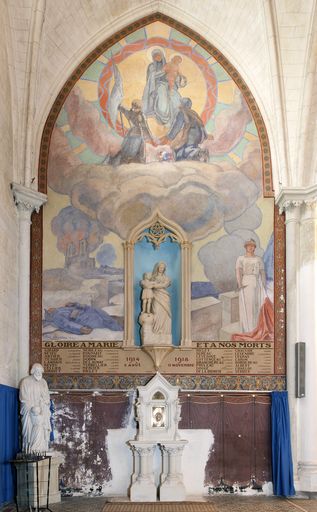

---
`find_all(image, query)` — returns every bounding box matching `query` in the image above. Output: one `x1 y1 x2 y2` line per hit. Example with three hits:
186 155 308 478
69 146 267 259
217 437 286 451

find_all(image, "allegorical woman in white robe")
150 261 172 336
236 239 266 333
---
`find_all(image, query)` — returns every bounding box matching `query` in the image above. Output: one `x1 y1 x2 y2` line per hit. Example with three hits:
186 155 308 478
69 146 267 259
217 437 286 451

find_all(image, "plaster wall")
106 413 213 497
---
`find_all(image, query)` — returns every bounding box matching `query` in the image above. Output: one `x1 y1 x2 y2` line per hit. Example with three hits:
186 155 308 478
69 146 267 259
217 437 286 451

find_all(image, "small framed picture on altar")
151 406 166 428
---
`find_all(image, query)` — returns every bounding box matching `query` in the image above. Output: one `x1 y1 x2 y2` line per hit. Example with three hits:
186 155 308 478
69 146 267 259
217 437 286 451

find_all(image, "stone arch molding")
123 210 192 348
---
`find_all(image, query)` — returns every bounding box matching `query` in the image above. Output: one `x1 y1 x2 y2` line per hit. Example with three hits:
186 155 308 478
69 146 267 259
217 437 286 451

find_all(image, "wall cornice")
276 184 317 214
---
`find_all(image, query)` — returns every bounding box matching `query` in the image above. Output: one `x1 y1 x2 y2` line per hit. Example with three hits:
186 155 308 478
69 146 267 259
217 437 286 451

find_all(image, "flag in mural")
108 61 124 130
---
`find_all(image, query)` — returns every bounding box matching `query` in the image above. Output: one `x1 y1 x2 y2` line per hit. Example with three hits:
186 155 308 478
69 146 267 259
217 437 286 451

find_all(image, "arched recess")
123 210 191 348
37 12 273 196
30 13 285 393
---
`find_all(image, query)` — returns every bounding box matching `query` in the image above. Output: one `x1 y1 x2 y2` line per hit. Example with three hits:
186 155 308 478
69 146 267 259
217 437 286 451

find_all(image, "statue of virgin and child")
139 261 172 345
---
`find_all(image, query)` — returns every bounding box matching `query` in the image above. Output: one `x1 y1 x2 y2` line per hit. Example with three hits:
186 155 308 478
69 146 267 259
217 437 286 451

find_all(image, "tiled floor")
3 496 317 512
0 495 317 512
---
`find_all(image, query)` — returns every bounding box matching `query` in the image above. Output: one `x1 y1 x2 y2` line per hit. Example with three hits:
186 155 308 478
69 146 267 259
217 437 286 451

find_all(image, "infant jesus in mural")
140 272 154 314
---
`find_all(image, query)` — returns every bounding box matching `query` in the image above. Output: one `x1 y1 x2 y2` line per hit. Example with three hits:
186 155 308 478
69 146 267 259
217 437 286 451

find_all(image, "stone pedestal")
218 291 239 326
159 441 188 501
139 312 172 345
219 321 240 340
298 462 317 492
15 452 64 508
129 442 157 502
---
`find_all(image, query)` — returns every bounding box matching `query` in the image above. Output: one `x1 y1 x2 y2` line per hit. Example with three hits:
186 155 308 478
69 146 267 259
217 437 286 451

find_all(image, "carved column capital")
129 442 156 457
11 182 47 217
276 185 317 217
180 241 192 250
123 241 134 250
161 443 186 455
136 445 155 456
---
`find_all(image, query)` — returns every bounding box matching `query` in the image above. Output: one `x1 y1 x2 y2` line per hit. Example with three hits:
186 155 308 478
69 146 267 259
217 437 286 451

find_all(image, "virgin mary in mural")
142 48 187 126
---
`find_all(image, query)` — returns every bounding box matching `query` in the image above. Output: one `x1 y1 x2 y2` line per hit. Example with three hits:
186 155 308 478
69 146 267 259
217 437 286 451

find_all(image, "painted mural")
43 20 274 346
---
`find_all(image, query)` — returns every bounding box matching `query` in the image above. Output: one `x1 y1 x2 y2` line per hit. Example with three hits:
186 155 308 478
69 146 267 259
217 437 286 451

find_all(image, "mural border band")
44 373 286 391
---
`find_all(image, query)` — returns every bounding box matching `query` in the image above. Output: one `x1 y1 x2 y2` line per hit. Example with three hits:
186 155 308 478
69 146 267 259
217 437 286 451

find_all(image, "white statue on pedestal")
19 363 51 453
139 261 172 345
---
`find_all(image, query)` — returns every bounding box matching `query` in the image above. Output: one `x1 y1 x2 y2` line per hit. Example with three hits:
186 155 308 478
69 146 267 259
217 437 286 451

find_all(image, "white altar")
129 373 188 502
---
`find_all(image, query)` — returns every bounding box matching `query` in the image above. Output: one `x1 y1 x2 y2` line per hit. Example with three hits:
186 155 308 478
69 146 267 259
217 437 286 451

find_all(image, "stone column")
129 441 156 501
159 440 187 501
11 183 47 381
123 241 134 347
277 185 317 492
297 199 317 491
283 199 301 485
181 241 192 347
130 445 139 483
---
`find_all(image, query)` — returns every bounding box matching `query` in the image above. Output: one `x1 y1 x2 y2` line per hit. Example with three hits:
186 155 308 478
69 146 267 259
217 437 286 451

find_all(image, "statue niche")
123 210 192 349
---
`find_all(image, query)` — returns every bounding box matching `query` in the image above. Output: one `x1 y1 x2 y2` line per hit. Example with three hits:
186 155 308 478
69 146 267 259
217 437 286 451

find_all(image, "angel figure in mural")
160 97 209 161
139 261 172 344
142 49 187 126
111 99 155 165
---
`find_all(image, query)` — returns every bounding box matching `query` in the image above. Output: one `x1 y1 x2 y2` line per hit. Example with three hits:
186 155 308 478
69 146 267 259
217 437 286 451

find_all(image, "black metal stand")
10 455 53 512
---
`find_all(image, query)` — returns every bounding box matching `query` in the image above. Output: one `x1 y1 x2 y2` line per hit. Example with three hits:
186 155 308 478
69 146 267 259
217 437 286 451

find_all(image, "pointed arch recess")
30 13 286 391
124 210 191 347
37 12 273 196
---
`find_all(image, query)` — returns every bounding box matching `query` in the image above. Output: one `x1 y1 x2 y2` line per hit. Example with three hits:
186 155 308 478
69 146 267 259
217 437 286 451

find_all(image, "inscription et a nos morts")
195 341 273 374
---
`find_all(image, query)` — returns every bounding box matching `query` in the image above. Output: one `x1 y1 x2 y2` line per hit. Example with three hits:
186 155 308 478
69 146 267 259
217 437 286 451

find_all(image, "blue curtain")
271 391 295 496
0 384 20 506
